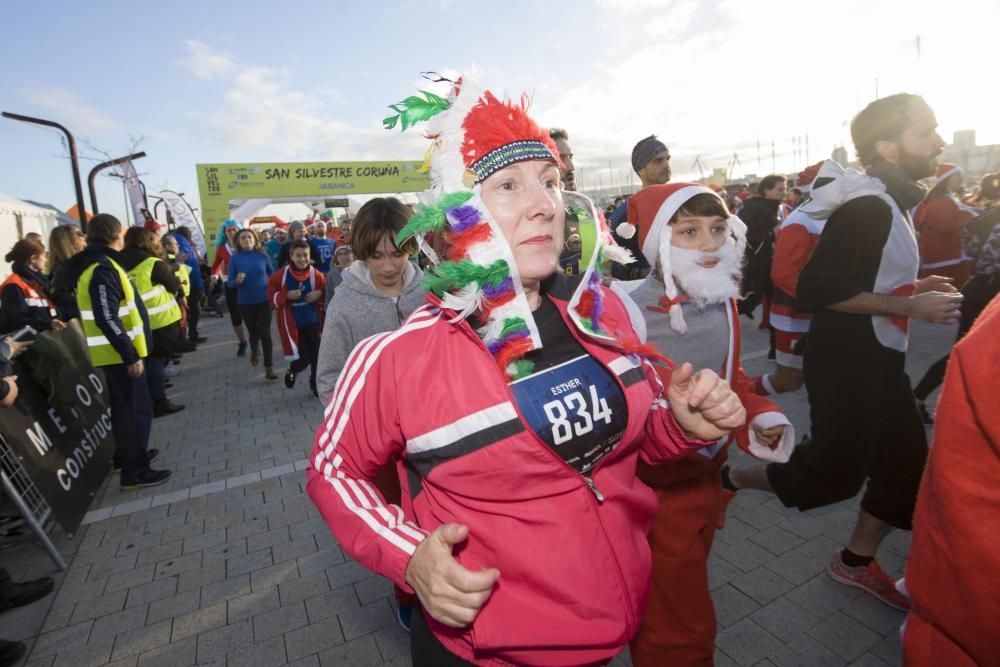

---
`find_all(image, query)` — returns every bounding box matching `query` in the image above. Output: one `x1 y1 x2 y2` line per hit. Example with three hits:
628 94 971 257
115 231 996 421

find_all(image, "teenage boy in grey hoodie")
315 198 425 403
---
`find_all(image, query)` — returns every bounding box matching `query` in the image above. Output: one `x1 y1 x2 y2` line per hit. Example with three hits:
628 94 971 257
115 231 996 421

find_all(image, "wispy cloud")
193 52 423 160
180 40 236 80
18 86 119 135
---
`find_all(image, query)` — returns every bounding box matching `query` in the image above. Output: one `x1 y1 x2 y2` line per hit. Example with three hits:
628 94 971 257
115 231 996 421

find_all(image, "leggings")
411 609 475 667
225 285 243 327
289 322 320 384
238 302 273 367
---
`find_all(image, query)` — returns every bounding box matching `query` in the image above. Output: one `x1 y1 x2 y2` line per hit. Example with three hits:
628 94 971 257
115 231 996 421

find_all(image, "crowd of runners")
0 71 997 666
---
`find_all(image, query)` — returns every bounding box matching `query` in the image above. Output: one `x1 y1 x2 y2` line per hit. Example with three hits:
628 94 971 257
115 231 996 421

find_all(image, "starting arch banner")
195 160 429 238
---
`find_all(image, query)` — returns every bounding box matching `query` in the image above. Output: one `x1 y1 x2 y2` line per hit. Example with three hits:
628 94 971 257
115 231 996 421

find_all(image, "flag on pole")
120 160 149 227
159 190 207 258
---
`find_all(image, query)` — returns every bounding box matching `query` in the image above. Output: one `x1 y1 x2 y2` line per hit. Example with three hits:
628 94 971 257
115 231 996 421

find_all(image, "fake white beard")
670 243 742 309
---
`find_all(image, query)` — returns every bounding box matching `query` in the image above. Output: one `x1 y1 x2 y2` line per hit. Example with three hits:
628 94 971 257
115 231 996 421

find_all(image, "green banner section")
195 161 430 240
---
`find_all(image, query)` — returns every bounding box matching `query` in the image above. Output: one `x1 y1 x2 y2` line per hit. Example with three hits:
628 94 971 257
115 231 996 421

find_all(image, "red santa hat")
618 183 747 334
796 161 825 194
935 162 961 185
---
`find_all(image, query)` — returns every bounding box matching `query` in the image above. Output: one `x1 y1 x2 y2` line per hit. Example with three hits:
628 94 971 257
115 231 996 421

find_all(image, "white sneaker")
164 364 182 377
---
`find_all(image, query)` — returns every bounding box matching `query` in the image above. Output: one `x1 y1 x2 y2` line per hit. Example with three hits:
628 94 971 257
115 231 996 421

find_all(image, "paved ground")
0 307 954 667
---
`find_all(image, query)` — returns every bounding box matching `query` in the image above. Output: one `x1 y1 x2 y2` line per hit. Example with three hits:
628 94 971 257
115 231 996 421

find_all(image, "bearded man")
612 183 795 666
725 94 963 612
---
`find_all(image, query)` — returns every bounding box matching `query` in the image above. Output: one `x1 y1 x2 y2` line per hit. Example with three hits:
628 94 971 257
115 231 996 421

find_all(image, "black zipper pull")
584 475 605 503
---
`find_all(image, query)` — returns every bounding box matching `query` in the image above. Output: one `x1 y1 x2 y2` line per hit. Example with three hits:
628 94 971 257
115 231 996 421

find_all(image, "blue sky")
2 0 997 224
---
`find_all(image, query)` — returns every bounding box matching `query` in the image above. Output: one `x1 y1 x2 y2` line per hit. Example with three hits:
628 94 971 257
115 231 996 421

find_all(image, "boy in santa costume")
913 162 977 286
612 183 796 666
268 239 326 397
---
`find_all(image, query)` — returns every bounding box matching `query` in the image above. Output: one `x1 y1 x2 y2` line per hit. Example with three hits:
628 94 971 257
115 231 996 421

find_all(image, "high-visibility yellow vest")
176 263 192 298
76 258 148 366
127 257 182 331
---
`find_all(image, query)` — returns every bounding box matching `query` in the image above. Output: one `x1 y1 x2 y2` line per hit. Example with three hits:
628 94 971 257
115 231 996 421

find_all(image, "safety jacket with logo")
76 256 148 366
0 270 57 334
127 257 181 331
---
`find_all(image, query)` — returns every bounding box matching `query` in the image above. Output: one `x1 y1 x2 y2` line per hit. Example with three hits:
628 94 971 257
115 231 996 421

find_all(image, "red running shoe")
827 551 910 611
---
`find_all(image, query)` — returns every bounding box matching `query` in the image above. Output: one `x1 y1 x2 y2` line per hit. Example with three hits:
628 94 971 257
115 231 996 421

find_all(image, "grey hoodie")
315 260 426 402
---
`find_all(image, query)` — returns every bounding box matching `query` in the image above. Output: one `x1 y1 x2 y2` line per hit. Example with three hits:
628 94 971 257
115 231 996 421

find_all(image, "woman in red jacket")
306 73 746 667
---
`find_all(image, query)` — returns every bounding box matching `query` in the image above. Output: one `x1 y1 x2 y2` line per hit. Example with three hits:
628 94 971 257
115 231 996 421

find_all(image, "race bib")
510 354 627 473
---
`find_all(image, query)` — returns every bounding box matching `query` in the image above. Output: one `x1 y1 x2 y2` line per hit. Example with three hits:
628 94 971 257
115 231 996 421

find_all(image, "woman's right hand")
236 272 246 285
405 523 500 628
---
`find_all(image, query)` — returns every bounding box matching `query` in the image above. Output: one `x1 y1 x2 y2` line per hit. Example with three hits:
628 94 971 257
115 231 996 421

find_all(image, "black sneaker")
0 576 54 612
310 378 318 398
120 469 171 491
0 639 26 667
189 336 207 344
237 341 248 358
284 369 296 389
153 401 186 418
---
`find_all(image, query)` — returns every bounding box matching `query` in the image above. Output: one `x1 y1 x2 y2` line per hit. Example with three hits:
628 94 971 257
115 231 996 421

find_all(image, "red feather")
461 92 561 169
495 337 534 374
576 289 596 319
446 223 492 261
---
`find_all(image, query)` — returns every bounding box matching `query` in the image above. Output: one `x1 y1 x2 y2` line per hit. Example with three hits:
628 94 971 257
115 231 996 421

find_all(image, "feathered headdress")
388 70 638 379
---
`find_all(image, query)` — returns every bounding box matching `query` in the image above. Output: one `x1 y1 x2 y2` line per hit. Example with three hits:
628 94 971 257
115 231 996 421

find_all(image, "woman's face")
237 232 255 250
365 235 409 292
224 226 238 243
73 230 87 252
162 238 179 255
29 251 46 272
480 160 564 285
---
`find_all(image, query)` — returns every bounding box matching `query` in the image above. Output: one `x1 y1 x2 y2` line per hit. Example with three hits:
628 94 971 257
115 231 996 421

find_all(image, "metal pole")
2 111 88 233
87 151 146 216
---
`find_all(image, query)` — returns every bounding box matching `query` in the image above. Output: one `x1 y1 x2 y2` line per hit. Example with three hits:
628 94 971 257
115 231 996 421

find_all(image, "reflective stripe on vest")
76 258 148 366
0 273 57 318
127 257 181 330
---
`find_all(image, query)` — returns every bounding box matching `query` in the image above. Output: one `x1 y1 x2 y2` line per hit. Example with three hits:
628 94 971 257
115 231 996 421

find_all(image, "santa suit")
770 198 826 369
912 193 976 286
615 285 794 666
903 292 1000 666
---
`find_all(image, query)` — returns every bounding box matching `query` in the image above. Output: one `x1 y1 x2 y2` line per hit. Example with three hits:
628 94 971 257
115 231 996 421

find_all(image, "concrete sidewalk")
0 310 955 666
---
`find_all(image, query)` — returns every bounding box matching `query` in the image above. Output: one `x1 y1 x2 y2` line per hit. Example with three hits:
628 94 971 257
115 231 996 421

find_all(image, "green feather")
507 359 535 380
382 90 452 132
421 259 509 295
499 317 528 338
395 191 474 245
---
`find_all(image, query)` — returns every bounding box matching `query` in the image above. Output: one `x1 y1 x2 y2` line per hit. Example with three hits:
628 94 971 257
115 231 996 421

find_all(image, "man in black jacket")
724 94 961 611
67 214 170 489
737 174 787 317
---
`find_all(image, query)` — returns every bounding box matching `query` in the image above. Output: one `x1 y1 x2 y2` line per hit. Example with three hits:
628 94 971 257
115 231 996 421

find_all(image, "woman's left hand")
304 290 322 304
667 363 746 442
51 320 66 331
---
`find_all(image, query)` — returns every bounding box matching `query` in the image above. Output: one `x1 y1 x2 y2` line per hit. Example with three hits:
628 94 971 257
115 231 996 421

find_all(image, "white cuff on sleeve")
747 411 796 463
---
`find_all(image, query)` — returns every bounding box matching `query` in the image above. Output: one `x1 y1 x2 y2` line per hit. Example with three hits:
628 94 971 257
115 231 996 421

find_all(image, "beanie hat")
935 162 961 185
623 183 747 334
796 161 825 194
386 70 636 379
631 135 669 174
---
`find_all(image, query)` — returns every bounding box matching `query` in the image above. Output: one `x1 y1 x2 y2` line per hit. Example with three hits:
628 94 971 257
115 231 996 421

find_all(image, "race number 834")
542 385 613 445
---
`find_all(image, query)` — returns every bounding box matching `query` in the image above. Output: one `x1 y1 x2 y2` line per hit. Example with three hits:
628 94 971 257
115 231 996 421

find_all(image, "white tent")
0 193 64 282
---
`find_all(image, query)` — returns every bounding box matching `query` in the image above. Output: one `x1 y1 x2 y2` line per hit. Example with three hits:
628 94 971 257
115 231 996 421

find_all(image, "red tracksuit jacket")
307 283 708 666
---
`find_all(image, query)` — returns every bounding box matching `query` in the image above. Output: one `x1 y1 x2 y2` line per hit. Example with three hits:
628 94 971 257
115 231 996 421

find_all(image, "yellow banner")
195 161 430 244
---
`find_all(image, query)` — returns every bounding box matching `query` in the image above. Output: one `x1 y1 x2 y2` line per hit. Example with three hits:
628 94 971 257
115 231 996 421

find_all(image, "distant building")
939 130 1000 182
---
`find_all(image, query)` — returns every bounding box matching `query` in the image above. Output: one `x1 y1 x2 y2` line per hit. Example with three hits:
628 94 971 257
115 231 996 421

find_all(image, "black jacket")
737 196 782 315
0 262 56 335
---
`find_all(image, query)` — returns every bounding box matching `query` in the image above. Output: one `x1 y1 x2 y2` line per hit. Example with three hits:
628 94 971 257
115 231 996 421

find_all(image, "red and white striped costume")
770 207 826 368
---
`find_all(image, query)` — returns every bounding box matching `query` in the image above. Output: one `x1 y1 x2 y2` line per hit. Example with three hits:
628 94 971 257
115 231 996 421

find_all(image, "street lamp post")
87 151 146 215
2 111 88 232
